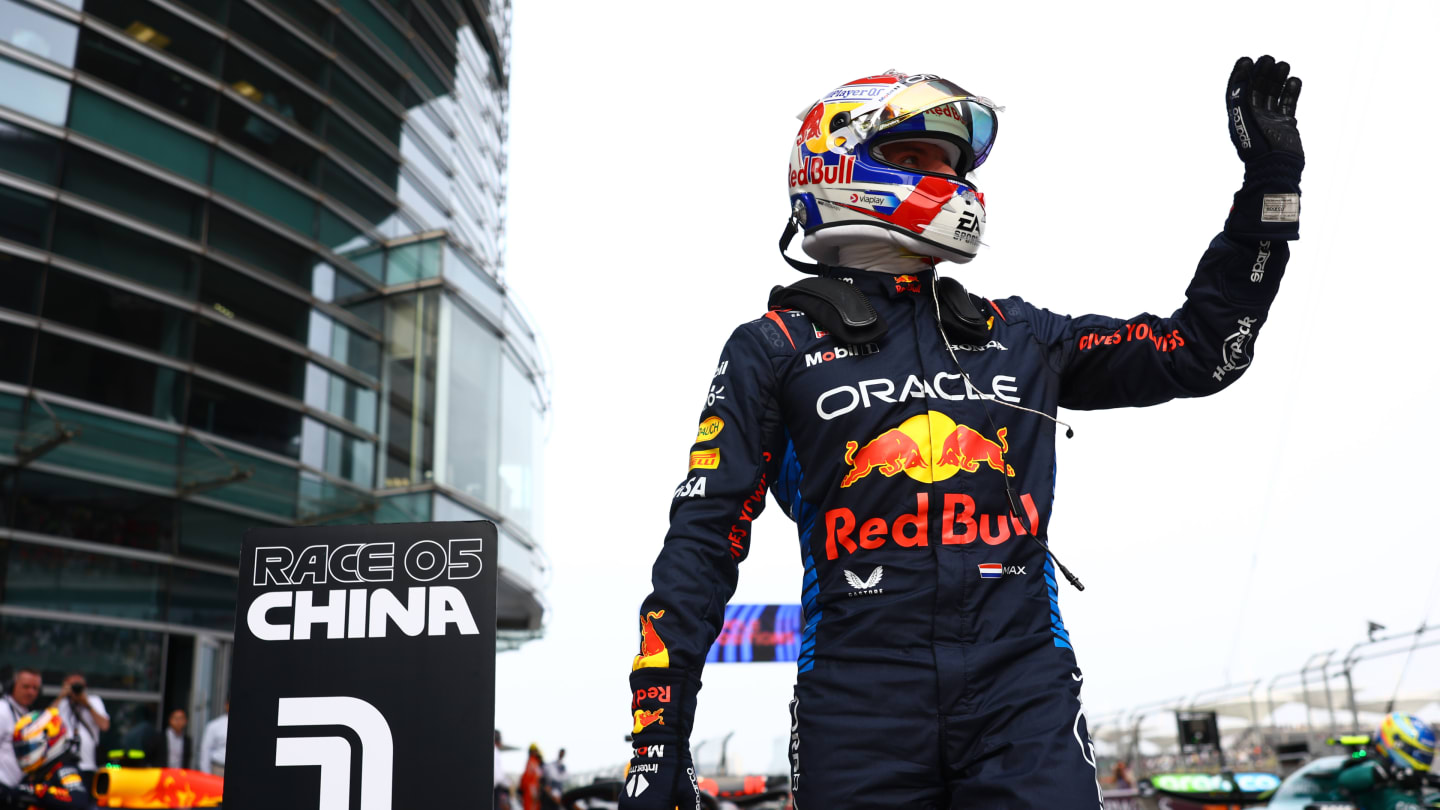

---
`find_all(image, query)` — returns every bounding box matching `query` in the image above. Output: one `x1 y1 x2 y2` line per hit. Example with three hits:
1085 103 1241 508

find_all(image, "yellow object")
123 22 170 49
93 767 224 808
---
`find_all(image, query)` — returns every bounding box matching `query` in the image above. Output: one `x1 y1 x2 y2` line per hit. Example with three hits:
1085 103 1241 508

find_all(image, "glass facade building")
0 0 544 748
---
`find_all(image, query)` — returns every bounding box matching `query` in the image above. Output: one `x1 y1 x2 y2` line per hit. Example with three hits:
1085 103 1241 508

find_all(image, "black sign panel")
227 521 497 810
1175 710 1221 754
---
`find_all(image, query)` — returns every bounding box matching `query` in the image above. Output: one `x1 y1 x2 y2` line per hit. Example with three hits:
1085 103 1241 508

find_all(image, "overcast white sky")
495 0 1440 775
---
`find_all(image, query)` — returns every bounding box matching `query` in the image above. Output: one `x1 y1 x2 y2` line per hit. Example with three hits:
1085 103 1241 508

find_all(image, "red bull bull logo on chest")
827 413 1039 560
840 412 1013 487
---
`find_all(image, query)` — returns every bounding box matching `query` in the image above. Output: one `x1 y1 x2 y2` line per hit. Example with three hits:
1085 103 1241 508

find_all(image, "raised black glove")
1227 55 1303 161
1224 55 1304 241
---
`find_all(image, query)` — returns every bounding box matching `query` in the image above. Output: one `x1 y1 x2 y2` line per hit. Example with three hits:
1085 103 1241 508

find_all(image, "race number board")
227 521 497 810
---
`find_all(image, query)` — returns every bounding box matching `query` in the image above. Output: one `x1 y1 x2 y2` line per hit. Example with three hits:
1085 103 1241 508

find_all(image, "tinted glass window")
0 186 51 247
228 2 326 77
186 376 302 457
67 87 211 183
265 0 332 40
212 150 316 235
332 322 380 378
10 469 175 550
167 566 237 629
198 260 309 341
327 116 398 187
334 25 407 104
74 31 215 126
42 271 190 356
171 0 225 24
178 502 258 563
61 147 204 238
330 69 401 146
0 253 44 314
319 158 394 225
40 402 181 488
0 54 70 124
0 322 35 384
0 119 62 184
438 299 499 506
51 206 198 294
381 290 435 486
5 542 164 619
82 0 221 72
221 44 323 133
215 96 319 183
0 614 163 691
193 318 306 397
206 206 313 287
0 0 78 66
316 208 373 258
499 353 541 533
31 333 183 420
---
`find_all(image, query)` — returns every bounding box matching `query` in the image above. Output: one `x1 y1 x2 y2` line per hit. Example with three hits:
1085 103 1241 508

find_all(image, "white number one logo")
275 696 394 810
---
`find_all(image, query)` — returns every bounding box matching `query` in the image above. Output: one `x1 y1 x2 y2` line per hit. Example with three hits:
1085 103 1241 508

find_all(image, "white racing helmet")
788 71 1001 266
13 708 70 774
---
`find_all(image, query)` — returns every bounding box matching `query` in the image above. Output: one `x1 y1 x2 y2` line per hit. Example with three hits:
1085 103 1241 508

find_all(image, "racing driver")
622 59 1304 809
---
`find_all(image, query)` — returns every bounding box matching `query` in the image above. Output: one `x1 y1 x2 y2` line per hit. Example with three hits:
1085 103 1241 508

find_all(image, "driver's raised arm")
1015 55 1304 410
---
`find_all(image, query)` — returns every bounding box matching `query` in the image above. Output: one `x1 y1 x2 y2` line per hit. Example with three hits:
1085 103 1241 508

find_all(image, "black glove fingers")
1228 55 1254 100
1250 55 1276 109
1280 76 1302 117
1267 61 1291 111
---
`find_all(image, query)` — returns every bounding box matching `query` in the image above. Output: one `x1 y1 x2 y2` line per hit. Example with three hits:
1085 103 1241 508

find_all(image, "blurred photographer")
49 673 108 789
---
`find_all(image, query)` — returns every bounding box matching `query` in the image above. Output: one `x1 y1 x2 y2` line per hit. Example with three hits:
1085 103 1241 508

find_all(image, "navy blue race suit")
625 53 1304 810
625 225 1289 808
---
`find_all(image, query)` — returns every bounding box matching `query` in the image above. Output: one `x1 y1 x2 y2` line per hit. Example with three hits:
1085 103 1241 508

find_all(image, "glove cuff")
1225 152 1305 242
629 668 700 745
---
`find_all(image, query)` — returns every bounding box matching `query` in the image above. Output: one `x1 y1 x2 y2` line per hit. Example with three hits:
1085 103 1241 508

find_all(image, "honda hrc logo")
275 696 394 810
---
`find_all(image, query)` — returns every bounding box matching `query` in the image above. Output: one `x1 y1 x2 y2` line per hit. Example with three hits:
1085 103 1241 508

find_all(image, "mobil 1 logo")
227 521 498 810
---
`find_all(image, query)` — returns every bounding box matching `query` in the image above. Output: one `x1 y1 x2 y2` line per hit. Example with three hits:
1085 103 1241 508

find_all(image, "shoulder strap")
934 276 993 345
768 278 888 344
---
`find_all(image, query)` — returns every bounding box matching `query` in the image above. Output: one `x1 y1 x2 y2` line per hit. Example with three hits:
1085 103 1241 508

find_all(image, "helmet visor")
873 79 1000 168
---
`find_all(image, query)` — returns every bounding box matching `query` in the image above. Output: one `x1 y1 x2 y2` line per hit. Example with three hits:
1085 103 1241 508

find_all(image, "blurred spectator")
162 708 192 769
2 667 42 788
494 730 513 810
1112 760 1136 789
520 744 544 810
542 748 567 809
51 672 108 787
199 701 228 776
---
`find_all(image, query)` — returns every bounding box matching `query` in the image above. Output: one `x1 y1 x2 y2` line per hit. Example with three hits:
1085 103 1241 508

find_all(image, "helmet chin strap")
836 243 938 276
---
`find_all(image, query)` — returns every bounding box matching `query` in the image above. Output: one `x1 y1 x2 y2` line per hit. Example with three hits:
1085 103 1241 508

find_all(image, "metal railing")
1101 620 1439 770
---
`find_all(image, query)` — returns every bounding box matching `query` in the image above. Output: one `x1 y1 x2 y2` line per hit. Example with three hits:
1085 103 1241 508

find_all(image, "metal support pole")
1298 650 1333 735
1247 679 1261 750
1342 639 1365 732
1318 651 1339 740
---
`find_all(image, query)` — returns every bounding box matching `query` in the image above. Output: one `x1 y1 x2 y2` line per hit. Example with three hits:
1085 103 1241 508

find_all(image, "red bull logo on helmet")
790 154 856 188
840 412 1013 487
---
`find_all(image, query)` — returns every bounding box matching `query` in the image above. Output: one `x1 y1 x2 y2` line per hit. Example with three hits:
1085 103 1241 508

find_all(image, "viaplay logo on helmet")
847 191 900 215
790 154 856 188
